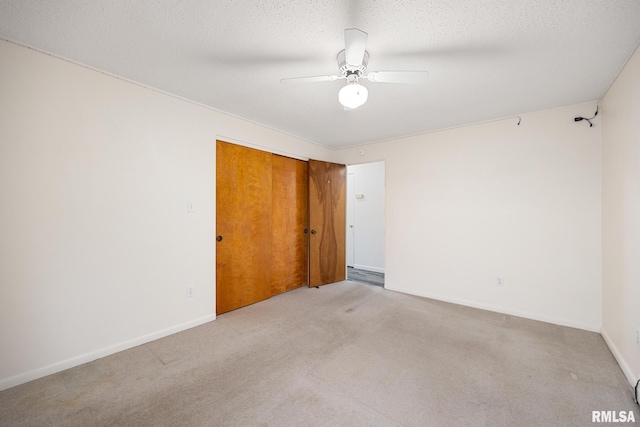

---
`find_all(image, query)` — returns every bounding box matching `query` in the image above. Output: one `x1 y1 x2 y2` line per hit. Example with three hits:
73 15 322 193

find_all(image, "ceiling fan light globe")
338 83 368 109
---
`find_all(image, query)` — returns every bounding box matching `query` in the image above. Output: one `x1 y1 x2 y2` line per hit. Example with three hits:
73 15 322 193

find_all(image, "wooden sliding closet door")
216 140 272 314
308 159 346 287
271 155 309 295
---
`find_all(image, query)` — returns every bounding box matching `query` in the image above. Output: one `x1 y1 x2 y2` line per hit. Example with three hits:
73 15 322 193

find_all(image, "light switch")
187 201 195 213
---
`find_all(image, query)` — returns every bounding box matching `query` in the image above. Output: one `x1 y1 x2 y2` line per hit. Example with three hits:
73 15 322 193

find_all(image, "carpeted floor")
347 266 384 286
1 281 637 426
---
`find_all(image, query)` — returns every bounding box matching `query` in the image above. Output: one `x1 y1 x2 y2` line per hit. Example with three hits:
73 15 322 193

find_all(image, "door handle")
310 230 317 234
216 235 223 242
304 228 308 234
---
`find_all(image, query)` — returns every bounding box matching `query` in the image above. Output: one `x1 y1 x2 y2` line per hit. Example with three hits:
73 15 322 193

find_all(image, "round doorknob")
310 229 317 234
216 235 223 242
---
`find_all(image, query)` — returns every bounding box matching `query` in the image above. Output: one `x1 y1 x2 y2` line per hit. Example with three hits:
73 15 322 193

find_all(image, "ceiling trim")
1 36 329 151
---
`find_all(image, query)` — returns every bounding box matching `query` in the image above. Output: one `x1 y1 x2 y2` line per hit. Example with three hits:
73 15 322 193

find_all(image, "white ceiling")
1 1 640 148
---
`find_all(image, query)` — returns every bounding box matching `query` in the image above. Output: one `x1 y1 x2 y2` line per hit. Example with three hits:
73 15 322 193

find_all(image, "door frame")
345 161 386 275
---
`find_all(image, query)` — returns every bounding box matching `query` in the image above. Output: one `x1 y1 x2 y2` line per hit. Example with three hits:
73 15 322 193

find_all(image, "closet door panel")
308 159 346 287
216 140 272 314
271 155 308 295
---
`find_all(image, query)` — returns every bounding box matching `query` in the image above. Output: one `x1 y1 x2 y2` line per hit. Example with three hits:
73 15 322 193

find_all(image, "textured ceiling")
1 1 640 148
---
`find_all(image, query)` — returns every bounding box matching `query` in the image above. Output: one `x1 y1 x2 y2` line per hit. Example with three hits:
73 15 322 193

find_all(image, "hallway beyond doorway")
347 266 384 287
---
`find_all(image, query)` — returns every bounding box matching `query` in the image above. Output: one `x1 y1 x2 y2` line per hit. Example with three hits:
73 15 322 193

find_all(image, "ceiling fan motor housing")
337 49 369 77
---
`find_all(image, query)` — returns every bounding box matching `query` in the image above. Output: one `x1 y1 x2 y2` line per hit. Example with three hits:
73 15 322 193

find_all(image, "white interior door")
346 172 355 267
346 162 385 273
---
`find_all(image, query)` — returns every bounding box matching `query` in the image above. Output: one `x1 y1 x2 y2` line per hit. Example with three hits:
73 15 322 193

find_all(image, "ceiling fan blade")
280 75 343 84
344 28 368 66
364 71 429 84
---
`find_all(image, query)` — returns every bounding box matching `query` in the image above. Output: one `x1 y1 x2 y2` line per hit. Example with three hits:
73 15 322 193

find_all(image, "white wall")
336 101 602 331
0 40 331 390
346 162 385 273
601 44 640 387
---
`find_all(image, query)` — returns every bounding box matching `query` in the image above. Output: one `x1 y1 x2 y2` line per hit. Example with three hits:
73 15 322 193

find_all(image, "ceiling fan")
281 28 429 109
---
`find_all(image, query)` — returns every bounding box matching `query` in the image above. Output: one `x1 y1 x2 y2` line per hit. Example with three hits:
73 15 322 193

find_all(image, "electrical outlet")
496 276 505 287
187 285 194 298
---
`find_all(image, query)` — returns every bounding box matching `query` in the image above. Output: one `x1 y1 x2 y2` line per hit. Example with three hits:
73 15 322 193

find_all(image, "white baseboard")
352 264 385 274
0 313 216 391
601 327 639 388
385 285 601 333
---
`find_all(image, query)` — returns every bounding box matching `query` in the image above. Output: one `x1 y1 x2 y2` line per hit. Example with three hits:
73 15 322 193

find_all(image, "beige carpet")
1 281 637 426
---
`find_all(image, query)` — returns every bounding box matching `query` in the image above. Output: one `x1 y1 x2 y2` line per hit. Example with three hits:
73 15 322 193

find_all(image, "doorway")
345 161 385 287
